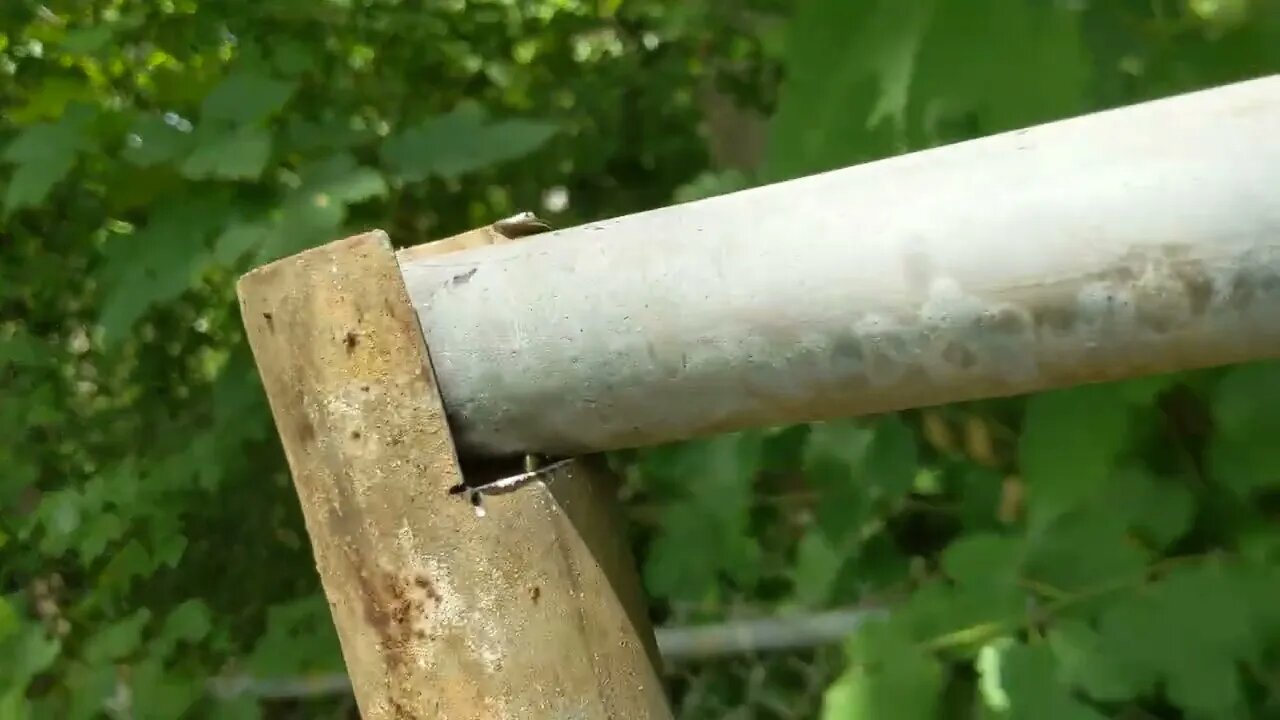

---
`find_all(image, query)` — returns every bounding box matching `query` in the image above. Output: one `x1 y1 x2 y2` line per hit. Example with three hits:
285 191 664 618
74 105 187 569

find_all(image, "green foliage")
5 0 1280 718
2 0 712 716
638 1 1280 719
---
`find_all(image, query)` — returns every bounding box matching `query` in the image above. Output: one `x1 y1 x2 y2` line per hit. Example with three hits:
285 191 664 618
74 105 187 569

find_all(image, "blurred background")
3 0 1280 718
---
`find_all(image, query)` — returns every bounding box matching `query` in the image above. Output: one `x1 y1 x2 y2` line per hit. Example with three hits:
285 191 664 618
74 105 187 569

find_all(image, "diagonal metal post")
397 75 1280 459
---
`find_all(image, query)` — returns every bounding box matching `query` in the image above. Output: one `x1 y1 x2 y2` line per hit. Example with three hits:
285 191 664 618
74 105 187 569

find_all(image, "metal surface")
399 75 1280 458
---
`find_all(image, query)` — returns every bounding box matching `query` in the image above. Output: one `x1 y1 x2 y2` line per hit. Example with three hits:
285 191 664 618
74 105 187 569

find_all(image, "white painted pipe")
398 75 1280 457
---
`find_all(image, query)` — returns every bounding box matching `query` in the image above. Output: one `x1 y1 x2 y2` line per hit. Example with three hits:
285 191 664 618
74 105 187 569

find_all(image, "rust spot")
942 341 977 370
530 586 541 603
1032 305 1077 333
415 574 440 601
344 331 359 352
448 268 478 286
262 311 274 330
988 307 1028 335
351 430 362 440
361 384 371 393
1181 273 1213 317
830 336 864 366
1230 274 1256 310
1103 264 1138 283
295 416 316 445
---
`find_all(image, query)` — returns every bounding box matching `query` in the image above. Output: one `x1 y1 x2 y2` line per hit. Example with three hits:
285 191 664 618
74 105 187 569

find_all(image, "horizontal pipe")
208 606 883 700
398 75 1280 458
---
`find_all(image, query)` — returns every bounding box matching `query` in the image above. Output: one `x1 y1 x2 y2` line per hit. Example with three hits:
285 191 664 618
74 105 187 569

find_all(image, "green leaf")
1207 361 1280 494
380 103 558 182
82 609 151 664
766 0 930 180
200 72 295 125
30 489 83 558
792 528 844 607
823 619 943 720
153 600 212 660
673 169 751 203
1097 563 1256 717
909 0 1088 142
1000 642 1108 720
1024 508 1148 597
1019 384 1131 529
766 0 1088 178
130 659 201 720
643 433 763 602
7 78 97 124
864 415 918 500
122 114 196 167
97 193 233 342
60 25 115 54
938 532 1025 628
0 688 32 720
179 125 272 180
248 597 343 675
0 597 16 643
1048 620 1138 702
253 153 388 262
97 540 152 594
2 104 96 213
292 152 388 206
213 219 275 265
283 116 376 153
64 662 118 720
0 624 61 687
1209 361 1280 437
77 512 125 564
1108 465 1193 550
803 420 875 543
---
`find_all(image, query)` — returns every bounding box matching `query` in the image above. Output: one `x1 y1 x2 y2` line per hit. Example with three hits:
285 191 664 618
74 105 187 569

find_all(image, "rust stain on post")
237 230 671 719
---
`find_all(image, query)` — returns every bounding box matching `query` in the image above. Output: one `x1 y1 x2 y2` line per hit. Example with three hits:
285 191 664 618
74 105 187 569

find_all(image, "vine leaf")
2 104 97 214
123 113 196 167
200 72 295 126
938 532 1025 629
1024 507 1149 597
643 433 763 603
180 125 273 180
380 103 559 182
999 642 1108 720
803 420 875 544
1019 384 1131 530
1207 362 1280 494
1095 563 1258 717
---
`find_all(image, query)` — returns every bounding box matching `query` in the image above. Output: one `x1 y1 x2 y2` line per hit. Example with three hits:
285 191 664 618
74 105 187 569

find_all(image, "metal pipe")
208 606 884 700
397 75 1280 458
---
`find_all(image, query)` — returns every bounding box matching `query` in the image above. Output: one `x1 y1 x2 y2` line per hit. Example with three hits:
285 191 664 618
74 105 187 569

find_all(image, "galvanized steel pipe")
398 75 1280 458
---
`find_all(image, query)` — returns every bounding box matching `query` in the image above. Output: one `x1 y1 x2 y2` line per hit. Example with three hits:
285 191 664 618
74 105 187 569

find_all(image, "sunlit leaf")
823 619 942 720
